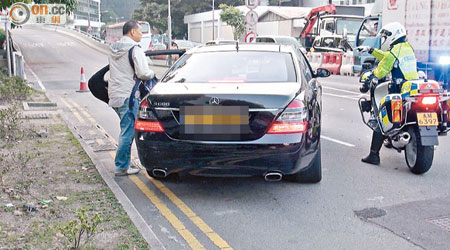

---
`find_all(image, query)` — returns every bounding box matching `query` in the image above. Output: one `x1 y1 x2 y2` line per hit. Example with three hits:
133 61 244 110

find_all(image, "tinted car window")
274 37 303 50
162 51 296 83
255 38 275 43
295 50 313 82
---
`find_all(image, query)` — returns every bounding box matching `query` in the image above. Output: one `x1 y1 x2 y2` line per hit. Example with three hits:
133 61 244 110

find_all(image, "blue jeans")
113 98 139 171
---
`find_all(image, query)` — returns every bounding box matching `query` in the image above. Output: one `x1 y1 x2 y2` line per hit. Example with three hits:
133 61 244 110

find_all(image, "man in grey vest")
108 20 155 176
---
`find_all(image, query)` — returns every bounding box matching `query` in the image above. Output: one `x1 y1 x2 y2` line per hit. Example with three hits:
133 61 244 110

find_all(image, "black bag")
88 65 110 104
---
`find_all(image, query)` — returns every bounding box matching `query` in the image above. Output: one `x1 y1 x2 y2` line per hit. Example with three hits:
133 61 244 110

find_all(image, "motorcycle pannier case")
378 94 403 133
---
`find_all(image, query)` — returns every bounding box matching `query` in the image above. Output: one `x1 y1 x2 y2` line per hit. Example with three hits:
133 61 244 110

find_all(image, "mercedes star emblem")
209 97 220 105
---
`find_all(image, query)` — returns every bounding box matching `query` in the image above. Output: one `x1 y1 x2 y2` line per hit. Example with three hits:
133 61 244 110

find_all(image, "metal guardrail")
44 24 107 44
59 25 106 44
12 51 25 79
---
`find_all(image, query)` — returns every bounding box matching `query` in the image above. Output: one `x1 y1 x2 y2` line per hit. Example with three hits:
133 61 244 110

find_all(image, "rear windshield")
161 51 296 83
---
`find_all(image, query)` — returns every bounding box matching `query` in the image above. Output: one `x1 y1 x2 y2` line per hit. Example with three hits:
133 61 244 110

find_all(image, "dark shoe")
361 152 380 165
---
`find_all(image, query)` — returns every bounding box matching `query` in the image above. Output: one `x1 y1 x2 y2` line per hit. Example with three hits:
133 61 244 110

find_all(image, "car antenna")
236 41 239 52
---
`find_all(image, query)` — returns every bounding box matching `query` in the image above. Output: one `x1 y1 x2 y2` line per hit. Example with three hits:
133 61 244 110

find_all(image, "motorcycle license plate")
417 112 438 126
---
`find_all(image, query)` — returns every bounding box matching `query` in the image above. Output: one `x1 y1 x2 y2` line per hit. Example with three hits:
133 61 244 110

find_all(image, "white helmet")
377 22 407 51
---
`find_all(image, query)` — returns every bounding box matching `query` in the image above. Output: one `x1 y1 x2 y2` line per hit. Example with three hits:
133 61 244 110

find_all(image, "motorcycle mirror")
362 63 372 70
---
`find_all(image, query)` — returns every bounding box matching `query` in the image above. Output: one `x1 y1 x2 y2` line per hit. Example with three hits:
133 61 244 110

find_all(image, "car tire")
286 143 322 183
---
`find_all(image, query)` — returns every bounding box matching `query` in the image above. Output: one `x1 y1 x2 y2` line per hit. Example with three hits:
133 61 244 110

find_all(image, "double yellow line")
60 97 232 250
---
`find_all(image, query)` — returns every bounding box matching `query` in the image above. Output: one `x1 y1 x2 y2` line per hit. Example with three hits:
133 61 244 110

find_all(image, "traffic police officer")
358 22 419 165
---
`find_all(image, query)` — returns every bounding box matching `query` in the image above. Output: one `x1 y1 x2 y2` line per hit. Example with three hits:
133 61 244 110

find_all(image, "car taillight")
148 41 152 50
135 99 164 132
267 100 308 134
135 120 164 132
267 121 308 134
391 99 403 123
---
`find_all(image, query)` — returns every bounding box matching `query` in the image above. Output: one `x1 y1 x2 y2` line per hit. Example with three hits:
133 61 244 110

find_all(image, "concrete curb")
52 95 166 250
42 25 109 55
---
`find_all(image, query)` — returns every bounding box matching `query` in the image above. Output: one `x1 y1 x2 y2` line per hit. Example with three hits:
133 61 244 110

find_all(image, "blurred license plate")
417 112 438 126
180 106 249 134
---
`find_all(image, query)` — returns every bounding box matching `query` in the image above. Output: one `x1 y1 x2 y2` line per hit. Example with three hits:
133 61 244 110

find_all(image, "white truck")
354 0 450 87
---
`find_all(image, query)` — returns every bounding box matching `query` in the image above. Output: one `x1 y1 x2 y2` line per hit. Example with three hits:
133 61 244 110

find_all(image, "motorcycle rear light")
267 121 308 134
135 120 164 132
421 96 437 105
391 99 403 123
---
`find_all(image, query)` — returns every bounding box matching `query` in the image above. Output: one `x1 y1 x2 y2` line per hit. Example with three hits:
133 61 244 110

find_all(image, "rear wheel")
404 126 434 174
287 143 322 183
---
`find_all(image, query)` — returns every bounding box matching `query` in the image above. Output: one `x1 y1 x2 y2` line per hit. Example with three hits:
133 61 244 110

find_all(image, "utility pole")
168 0 172 48
212 0 215 40
5 18 11 77
87 0 91 34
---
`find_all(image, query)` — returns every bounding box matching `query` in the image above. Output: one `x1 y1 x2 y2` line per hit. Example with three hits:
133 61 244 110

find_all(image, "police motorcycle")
358 68 450 174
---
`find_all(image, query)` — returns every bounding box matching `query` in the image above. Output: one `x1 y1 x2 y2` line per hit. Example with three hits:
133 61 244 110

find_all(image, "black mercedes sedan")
135 44 330 183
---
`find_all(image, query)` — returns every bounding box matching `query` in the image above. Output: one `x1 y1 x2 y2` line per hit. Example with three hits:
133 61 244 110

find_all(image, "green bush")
0 72 33 102
0 29 5 47
0 105 22 141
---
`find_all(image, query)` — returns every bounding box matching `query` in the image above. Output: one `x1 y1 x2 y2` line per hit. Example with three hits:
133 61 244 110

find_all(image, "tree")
133 0 245 39
1 0 78 14
219 4 245 41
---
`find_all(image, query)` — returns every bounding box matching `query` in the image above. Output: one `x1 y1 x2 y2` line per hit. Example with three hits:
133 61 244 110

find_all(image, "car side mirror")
315 68 331 78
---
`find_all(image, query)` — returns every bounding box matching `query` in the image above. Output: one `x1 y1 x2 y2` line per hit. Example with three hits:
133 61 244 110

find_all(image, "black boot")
361 131 383 165
361 151 380 165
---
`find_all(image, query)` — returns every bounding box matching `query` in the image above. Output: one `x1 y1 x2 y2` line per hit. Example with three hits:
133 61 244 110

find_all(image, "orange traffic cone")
77 67 89 92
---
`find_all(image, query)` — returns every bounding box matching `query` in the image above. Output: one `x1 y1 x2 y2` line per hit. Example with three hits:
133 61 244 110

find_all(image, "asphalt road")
12 26 450 250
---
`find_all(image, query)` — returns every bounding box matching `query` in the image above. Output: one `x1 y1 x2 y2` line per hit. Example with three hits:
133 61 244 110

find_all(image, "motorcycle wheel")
404 126 434 174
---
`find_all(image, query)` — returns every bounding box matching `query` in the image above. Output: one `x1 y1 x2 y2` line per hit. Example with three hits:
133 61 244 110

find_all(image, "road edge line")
54 97 166 250
25 63 46 91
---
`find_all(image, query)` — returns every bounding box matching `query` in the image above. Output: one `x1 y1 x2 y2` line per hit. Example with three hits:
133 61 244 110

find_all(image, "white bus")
105 21 152 51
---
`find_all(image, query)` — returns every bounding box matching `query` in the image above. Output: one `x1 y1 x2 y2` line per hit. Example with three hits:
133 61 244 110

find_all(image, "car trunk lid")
147 82 300 141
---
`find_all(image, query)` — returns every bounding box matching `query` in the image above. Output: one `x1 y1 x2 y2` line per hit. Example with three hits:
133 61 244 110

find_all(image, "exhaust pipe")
152 169 167 178
264 172 283 182
392 132 411 148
